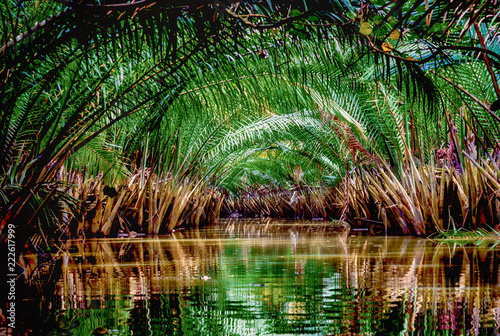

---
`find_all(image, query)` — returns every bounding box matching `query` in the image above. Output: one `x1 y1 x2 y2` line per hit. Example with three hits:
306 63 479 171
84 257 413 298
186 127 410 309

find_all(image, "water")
17 219 500 335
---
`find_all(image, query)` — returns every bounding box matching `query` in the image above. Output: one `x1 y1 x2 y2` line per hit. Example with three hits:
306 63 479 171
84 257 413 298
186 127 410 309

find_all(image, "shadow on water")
12 219 500 335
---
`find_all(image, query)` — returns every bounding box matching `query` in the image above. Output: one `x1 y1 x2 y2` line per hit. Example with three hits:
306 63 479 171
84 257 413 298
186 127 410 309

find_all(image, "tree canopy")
1 0 500 248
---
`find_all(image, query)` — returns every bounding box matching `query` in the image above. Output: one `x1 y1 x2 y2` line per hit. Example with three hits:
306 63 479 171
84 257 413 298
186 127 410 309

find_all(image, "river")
17 219 500 335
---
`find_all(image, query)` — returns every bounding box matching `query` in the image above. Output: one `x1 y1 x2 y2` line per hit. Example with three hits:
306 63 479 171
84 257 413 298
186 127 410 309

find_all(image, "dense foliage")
1 0 500 254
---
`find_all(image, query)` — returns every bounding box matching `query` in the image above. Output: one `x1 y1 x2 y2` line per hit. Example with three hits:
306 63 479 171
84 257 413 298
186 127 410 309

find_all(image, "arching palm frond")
1 0 500 247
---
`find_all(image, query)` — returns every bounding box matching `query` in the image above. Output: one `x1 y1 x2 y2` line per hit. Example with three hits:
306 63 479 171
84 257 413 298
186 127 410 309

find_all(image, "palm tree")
1 0 500 253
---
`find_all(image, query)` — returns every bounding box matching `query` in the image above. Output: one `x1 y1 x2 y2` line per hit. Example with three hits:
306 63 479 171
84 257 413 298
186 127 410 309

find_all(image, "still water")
19 220 500 335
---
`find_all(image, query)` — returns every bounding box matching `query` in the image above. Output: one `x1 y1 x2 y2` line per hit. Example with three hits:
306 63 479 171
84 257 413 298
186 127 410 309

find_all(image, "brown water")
18 219 500 335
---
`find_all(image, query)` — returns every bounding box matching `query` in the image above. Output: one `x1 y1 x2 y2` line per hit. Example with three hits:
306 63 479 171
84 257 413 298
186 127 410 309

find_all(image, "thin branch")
474 21 500 97
0 8 69 54
225 7 318 30
365 36 500 66
431 69 500 123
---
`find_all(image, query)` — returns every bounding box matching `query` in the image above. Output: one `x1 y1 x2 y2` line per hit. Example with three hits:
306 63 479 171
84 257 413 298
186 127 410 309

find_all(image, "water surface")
19 219 500 335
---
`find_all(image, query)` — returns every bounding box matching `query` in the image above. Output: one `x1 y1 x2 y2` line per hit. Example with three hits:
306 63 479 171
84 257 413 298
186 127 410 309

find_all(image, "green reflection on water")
20 219 500 335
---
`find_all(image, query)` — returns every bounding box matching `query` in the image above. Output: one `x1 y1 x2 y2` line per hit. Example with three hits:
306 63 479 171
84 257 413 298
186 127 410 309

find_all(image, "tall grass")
333 156 500 236
64 168 224 237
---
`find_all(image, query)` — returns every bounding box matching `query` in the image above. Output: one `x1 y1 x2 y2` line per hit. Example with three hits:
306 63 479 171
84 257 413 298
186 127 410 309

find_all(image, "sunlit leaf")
381 42 393 52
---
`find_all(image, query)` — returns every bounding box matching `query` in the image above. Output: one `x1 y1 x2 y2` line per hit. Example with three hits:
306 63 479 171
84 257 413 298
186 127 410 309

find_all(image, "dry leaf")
359 22 372 36
389 29 400 40
382 42 393 52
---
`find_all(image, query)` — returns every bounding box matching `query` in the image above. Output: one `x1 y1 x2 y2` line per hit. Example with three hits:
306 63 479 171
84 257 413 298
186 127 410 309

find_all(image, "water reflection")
20 219 500 335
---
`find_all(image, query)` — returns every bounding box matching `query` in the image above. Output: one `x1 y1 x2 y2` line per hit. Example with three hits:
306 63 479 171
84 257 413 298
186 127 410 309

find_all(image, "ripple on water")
18 220 500 335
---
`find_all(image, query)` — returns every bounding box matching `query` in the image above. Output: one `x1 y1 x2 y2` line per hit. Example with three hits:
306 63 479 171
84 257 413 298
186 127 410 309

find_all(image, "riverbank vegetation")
19 224 500 335
1 0 500 255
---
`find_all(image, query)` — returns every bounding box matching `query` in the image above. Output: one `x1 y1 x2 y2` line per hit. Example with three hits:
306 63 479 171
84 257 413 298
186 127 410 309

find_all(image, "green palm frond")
2 0 500 247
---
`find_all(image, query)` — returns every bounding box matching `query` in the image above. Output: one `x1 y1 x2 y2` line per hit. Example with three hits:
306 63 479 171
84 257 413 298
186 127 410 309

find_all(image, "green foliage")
1 0 500 252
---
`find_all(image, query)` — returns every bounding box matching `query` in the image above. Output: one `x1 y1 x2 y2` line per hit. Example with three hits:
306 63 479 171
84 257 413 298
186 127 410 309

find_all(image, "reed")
222 185 339 220
332 153 500 236
62 168 224 238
